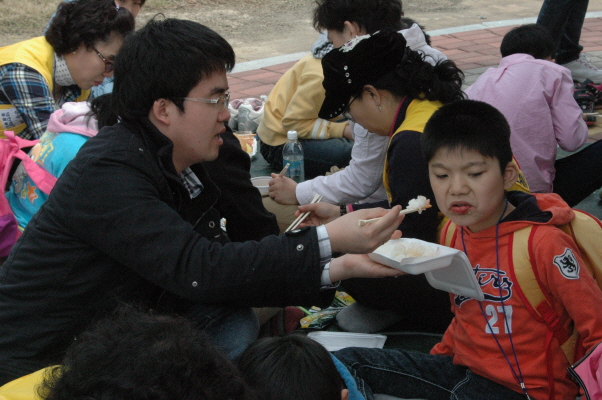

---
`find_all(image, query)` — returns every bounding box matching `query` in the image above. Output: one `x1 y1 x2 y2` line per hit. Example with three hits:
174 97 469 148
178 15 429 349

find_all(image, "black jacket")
0 119 330 384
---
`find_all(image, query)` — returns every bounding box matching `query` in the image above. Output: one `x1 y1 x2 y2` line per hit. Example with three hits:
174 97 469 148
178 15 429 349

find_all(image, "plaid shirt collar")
180 167 204 199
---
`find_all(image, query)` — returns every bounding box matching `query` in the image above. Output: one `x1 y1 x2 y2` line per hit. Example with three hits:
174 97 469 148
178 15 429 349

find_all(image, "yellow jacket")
257 54 348 146
0 37 90 138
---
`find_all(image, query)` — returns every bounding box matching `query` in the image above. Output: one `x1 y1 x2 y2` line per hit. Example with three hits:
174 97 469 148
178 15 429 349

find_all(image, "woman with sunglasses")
299 29 465 333
0 0 134 139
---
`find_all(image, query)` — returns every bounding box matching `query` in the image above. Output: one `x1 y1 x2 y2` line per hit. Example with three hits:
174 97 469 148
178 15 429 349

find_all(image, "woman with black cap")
298 29 465 333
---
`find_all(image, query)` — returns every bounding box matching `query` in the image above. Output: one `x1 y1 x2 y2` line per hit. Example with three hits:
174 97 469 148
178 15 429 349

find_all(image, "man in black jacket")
0 18 406 385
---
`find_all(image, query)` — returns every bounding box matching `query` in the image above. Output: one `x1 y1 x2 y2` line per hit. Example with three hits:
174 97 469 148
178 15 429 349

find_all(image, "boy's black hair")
422 99 513 173
500 23 556 59
238 334 344 400
46 0 135 56
313 0 404 34
107 16 235 124
39 306 255 400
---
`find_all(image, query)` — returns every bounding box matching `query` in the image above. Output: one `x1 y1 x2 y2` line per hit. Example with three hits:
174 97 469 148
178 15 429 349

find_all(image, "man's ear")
341 388 349 400
150 98 171 126
503 160 520 190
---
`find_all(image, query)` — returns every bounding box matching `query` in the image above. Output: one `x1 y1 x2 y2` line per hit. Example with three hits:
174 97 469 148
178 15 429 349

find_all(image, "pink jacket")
465 54 587 193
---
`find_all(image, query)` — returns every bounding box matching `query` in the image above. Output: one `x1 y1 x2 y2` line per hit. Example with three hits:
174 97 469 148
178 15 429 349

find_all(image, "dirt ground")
137 0 602 64
1 0 601 64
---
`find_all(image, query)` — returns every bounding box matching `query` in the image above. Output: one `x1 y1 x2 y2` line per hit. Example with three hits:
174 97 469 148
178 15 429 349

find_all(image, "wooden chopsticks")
357 204 432 226
285 194 323 232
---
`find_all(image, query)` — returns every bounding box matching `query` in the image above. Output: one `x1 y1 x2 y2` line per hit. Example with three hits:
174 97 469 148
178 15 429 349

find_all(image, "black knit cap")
318 30 408 120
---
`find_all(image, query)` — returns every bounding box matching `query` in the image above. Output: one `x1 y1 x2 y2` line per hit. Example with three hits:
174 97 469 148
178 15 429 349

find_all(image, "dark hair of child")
45 0 135 56
38 306 255 400
421 99 513 173
500 23 556 60
238 334 345 400
313 0 404 34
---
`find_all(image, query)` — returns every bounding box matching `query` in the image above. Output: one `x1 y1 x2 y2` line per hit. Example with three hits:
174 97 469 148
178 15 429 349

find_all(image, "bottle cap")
287 130 298 140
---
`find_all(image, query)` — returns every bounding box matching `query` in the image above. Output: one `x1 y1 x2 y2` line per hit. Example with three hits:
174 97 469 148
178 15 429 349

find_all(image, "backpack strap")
441 219 458 247
4 131 57 195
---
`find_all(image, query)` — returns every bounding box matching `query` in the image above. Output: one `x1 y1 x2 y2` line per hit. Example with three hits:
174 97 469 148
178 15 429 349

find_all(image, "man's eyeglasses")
178 92 231 112
342 95 357 122
91 46 114 74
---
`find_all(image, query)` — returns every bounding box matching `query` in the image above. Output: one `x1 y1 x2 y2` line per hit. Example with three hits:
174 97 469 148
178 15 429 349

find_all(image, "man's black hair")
110 16 235 124
238 334 344 400
39 306 255 400
313 0 404 34
422 99 513 173
46 0 135 55
500 23 556 59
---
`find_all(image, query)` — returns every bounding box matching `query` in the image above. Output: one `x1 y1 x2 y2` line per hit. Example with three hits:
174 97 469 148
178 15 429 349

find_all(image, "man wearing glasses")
0 18 406 386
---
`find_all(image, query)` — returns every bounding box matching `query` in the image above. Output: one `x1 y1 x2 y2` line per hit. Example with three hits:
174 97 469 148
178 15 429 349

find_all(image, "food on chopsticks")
357 196 432 226
406 195 431 214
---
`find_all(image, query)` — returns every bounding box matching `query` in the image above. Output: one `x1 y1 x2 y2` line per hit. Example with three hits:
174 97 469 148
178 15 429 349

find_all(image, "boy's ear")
502 161 519 190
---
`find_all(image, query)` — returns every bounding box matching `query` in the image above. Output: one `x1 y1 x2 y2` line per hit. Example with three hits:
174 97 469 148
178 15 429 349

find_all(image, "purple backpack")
0 131 56 257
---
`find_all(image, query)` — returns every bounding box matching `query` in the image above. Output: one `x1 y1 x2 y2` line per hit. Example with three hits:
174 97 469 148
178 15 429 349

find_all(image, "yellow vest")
383 98 530 203
383 98 443 202
0 367 52 400
0 37 90 138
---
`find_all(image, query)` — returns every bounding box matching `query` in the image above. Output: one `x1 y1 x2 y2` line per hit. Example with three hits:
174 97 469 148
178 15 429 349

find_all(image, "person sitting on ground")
296 29 465 334
1 307 253 400
265 0 447 231
5 95 279 250
333 99 602 400
238 334 361 400
45 0 147 99
0 0 134 139
0 17 407 386
465 23 602 207
269 15 448 207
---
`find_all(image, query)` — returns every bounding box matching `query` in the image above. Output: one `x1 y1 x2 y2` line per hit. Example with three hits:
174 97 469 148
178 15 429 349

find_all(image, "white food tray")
307 331 387 352
369 238 484 300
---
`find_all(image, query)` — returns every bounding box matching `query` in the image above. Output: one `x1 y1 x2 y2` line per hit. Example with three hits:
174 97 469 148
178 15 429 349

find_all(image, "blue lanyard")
460 199 531 400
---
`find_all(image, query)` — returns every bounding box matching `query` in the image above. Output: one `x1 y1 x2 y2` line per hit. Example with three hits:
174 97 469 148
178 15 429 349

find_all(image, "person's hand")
268 174 299 205
296 202 340 226
329 254 405 282
325 206 404 254
343 123 354 140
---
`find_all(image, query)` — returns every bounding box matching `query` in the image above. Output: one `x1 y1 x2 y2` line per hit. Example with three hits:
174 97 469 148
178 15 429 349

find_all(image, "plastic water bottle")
282 130 305 183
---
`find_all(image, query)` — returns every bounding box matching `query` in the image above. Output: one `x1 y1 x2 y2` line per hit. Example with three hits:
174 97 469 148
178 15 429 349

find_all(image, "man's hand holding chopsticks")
325 206 404 254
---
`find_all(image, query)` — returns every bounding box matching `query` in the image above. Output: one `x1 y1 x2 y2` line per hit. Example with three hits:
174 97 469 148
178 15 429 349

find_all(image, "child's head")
238 334 348 400
39 307 254 400
422 100 519 232
312 0 403 47
500 23 556 60
115 0 145 19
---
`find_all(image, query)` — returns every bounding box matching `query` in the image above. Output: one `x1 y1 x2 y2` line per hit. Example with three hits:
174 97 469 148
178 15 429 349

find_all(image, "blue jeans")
184 304 259 361
334 347 526 400
536 0 589 64
260 138 353 179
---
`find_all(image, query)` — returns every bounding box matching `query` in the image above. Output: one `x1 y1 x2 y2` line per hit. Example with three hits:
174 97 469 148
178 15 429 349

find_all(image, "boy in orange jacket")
333 99 602 400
